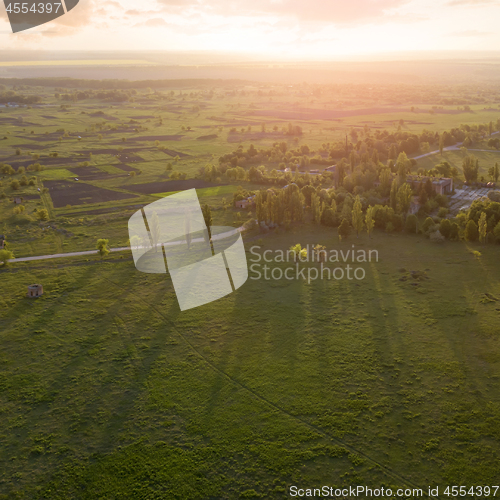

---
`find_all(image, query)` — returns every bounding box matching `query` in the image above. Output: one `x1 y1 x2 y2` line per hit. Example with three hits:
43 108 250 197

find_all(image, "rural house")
235 196 255 209
27 284 43 298
406 175 453 196
13 197 22 204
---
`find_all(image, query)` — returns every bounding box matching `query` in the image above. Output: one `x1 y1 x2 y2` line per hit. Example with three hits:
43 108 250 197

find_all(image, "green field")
38 168 76 179
151 185 238 199
1 76 500 498
1 228 500 498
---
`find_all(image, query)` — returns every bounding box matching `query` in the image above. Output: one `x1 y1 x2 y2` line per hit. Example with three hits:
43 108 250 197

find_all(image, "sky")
1 0 500 58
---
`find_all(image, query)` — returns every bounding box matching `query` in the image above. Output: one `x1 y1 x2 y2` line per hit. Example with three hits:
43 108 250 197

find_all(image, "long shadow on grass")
6 263 183 463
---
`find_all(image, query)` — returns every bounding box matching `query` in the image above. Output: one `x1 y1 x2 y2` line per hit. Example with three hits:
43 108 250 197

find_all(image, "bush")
405 214 418 233
392 214 404 232
437 207 448 218
320 207 338 227
449 222 460 240
494 221 500 242
422 217 435 233
0 249 14 265
1 164 15 175
36 209 49 221
439 218 451 238
430 230 445 243
372 205 395 229
435 194 448 208
10 180 20 190
487 191 500 202
465 219 479 241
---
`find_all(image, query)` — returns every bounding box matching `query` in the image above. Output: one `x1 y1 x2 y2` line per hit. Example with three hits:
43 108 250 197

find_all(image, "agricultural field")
1 76 500 498
1 79 500 257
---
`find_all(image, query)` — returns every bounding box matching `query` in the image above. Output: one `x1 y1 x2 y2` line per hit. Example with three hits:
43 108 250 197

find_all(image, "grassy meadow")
1 78 500 498
1 227 500 498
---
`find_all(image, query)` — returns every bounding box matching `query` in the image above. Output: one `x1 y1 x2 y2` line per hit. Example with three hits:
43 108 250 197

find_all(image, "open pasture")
0 228 500 498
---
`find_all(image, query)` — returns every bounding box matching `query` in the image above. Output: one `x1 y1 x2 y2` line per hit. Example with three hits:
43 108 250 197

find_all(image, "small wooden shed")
27 284 43 298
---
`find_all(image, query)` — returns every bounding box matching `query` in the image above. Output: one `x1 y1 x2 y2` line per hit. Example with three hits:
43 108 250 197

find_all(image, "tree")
488 162 500 182
0 249 14 266
10 180 20 190
289 243 307 260
494 221 500 242
397 183 413 218
389 179 398 211
439 218 451 239
202 204 213 238
396 152 409 185
96 238 110 258
405 214 418 234
365 205 375 238
478 212 487 244
439 134 444 156
338 219 351 240
311 193 323 224
449 222 460 240
379 168 392 196
388 144 397 160
465 219 479 242
462 155 479 183
352 195 363 237
36 209 49 221
422 217 435 233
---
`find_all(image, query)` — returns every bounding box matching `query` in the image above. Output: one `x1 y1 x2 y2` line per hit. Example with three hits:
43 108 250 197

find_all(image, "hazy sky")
1 0 500 57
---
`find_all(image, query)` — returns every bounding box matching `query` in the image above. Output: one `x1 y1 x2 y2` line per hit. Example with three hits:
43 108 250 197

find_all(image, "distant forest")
0 77 252 89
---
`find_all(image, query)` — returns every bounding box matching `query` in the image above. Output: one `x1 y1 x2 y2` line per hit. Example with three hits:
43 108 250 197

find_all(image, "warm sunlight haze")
1 0 500 57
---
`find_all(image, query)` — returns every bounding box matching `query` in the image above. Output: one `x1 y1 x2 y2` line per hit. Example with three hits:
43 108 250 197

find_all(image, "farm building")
235 196 255 209
13 197 22 204
406 175 453 196
27 284 43 298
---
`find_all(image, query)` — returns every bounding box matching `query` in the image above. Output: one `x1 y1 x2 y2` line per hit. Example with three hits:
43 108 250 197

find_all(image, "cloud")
125 9 164 17
448 29 492 36
446 0 499 5
155 0 411 24
135 17 170 27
